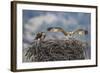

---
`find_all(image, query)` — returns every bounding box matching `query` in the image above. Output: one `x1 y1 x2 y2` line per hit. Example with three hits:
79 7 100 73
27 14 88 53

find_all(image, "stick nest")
25 39 86 62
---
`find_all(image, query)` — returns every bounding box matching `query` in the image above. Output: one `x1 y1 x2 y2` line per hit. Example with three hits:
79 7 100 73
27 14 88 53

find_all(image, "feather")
73 29 88 35
47 27 88 40
35 32 46 41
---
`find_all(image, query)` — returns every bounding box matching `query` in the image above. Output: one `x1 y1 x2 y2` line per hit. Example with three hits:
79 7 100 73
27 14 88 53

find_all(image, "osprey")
34 32 46 41
47 27 88 39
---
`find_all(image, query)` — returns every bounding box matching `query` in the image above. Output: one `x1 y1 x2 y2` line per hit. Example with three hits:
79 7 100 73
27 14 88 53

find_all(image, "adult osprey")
34 32 46 41
47 27 88 39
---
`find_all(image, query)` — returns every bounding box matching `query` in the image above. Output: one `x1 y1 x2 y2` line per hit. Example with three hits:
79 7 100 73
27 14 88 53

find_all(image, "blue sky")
23 10 91 47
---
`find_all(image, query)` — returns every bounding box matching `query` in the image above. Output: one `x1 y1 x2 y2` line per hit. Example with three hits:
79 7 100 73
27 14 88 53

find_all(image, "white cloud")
67 16 79 25
24 13 79 32
23 13 81 45
24 13 58 32
44 13 57 24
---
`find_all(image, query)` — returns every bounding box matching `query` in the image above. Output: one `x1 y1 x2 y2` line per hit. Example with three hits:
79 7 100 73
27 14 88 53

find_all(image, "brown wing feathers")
47 27 88 36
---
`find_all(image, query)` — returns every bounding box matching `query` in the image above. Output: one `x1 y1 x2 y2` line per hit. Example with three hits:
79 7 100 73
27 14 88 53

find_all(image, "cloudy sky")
22 10 91 49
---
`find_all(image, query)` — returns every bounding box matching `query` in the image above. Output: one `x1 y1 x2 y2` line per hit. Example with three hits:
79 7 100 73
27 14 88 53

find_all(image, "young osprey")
34 32 46 41
47 27 88 39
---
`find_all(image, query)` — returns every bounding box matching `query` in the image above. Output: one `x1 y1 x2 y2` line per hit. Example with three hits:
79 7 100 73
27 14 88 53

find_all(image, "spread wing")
47 27 69 35
73 29 88 35
47 27 63 32
47 27 88 36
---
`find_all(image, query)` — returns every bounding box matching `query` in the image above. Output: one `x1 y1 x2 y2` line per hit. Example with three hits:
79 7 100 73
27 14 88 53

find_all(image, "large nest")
25 39 86 62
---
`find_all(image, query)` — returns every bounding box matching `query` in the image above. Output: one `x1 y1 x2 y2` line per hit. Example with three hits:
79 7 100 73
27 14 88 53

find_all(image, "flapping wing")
73 29 88 35
47 27 64 32
47 27 88 36
47 27 69 36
